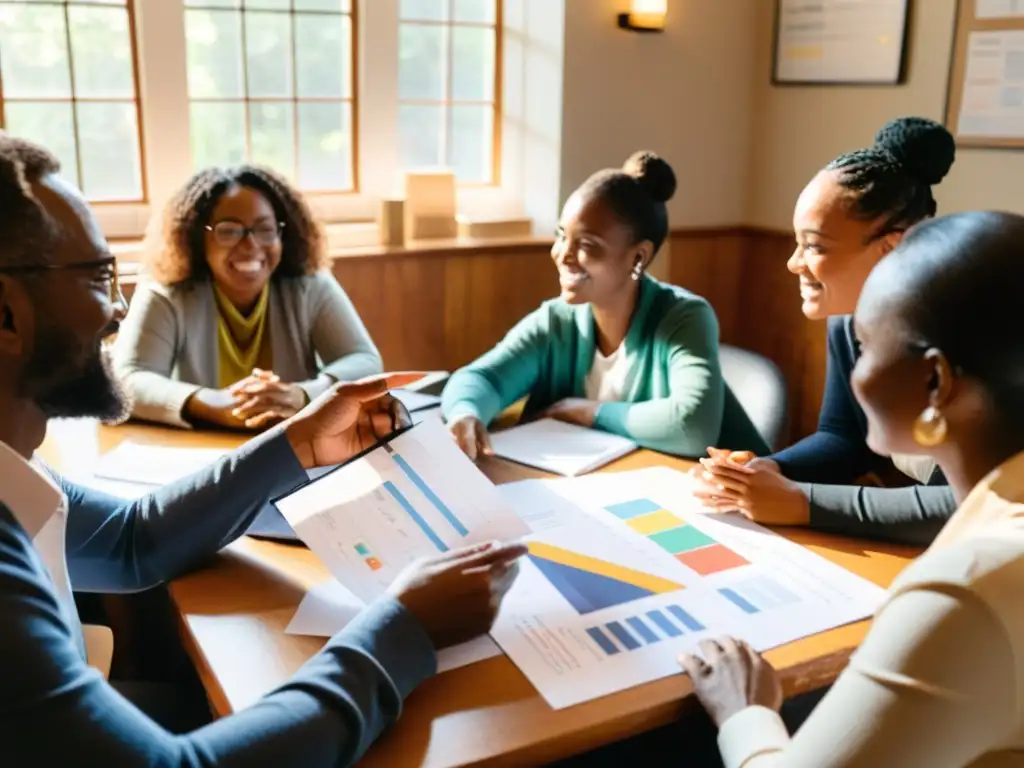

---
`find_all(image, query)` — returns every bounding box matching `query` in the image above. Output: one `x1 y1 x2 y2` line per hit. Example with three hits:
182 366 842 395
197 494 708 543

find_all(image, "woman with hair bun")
695 117 959 546
442 151 767 459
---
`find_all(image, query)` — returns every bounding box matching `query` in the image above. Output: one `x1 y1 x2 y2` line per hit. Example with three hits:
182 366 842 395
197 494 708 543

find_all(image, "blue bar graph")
667 604 705 631
626 617 659 644
719 588 759 614
392 454 469 536
606 621 641 650
587 627 620 656
646 609 683 637
383 481 448 552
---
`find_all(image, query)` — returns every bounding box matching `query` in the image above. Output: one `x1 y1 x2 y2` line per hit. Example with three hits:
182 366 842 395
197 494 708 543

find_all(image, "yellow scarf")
214 283 273 388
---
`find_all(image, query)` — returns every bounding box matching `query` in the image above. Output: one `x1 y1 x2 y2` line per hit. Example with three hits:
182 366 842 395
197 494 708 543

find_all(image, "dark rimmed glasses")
0 256 122 304
206 220 285 248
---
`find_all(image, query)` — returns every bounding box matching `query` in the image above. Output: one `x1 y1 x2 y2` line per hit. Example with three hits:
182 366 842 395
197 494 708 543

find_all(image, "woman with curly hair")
113 166 382 430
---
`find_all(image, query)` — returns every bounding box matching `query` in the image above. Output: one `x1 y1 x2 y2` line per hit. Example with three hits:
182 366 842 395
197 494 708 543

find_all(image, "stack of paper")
489 419 638 476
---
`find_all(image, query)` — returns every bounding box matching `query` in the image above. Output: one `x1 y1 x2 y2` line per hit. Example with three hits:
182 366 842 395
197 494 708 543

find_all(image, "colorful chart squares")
649 524 716 553
365 557 383 571
626 509 682 535
354 543 370 556
675 543 750 575
605 498 662 520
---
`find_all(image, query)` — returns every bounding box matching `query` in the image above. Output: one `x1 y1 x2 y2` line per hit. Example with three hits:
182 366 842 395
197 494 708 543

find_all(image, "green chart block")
649 525 716 554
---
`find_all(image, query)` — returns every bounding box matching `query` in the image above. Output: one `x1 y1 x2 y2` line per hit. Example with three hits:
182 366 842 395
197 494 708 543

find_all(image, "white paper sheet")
977 0 1024 19
957 30 1024 139
274 417 530 602
490 467 888 709
489 419 637 477
92 441 229 487
393 389 442 413
286 579 503 672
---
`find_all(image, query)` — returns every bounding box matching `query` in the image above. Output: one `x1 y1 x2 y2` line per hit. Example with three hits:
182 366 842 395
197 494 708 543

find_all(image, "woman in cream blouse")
681 211 1024 766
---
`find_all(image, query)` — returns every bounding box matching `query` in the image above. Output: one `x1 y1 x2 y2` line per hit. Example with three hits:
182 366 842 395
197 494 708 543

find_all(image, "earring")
912 405 947 447
631 262 643 281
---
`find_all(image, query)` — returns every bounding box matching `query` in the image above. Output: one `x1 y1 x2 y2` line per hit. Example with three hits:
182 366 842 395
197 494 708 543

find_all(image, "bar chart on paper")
274 418 529 602
491 468 888 709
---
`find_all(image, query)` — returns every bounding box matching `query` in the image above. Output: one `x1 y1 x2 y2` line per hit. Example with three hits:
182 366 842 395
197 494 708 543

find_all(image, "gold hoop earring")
912 406 947 447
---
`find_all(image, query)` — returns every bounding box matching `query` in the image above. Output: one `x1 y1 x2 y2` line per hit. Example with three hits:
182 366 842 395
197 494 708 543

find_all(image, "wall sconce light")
618 0 667 33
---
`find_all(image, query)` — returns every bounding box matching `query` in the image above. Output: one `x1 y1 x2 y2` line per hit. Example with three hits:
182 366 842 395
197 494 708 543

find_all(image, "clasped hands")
689 448 810 526
188 367 310 430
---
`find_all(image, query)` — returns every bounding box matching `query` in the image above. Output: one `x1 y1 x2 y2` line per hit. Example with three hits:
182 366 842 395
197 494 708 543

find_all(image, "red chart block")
675 544 749 576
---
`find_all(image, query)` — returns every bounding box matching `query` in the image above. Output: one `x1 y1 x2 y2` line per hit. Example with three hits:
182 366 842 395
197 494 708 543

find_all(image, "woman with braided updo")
693 117 959 546
113 166 382 430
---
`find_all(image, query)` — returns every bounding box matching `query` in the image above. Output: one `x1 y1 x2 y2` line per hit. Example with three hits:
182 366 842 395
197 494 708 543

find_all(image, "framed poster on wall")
772 0 911 85
946 0 1024 148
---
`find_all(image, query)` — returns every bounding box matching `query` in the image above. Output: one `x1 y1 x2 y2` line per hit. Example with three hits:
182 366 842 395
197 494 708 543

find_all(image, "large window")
0 0 144 202
184 0 356 191
0 0 506 239
398 0 500 185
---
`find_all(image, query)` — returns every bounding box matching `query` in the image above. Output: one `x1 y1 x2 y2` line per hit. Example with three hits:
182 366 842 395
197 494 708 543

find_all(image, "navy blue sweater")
770 316 957 546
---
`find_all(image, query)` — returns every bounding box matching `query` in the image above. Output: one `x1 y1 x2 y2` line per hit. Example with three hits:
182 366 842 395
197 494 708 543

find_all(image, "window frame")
0 0 149 208
2 0 516 243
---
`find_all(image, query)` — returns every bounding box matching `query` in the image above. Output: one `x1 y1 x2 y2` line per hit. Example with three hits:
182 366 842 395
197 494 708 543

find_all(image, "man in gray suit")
0 132 525 766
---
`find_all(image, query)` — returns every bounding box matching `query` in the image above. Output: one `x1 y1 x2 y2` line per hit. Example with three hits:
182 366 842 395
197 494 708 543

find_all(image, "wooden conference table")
39 419 921 767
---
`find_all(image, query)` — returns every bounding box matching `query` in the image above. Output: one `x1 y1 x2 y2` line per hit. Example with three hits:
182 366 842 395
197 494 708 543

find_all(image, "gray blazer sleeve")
297 274 383 401
112 282 200 429
800 482 958 547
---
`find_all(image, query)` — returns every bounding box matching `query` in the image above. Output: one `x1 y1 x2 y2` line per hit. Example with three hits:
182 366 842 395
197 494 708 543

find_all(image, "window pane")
245 11 292 98
77 101 142 200
68 4 134 99
399 104 443 169
449 104 492 183
451 26 494 101
243 0 289 8
294 0 350 10
186 9 244 99
295 13 350 98
4 102 78 183
400 0 445 21
399 23 444 100
452 0 496 23
297 101 351 190
191 101 246 168
250 101 294 174
185 0 240 7
0 4 71 98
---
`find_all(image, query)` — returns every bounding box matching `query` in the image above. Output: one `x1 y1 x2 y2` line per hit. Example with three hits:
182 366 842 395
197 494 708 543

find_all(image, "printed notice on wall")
957 30 1024 138
976 0 1024 19
774 0 909 83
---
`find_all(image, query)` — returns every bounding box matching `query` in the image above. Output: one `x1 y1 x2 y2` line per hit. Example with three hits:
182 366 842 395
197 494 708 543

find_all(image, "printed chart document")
490 467 887 709
489 419 637 476
393 388 442 413
285 579 502 673
273 416 530 603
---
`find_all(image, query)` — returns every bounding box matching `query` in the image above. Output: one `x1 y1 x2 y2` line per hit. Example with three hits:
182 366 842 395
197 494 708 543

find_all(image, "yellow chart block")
626 509 682 536
527 541 684 594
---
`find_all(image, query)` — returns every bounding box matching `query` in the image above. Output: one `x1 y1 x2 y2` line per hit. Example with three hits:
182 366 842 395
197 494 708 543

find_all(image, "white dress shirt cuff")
718 705 790 767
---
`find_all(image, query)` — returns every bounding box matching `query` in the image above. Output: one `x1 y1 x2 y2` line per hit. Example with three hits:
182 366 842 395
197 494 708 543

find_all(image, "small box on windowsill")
403 170 458 240
456 215 533 240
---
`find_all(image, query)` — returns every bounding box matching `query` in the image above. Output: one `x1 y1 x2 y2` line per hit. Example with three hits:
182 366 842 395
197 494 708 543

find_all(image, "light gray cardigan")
113 272 383 428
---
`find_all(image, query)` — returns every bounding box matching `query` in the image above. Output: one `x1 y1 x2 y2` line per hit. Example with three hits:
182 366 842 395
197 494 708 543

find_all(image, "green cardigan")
441 276 768 457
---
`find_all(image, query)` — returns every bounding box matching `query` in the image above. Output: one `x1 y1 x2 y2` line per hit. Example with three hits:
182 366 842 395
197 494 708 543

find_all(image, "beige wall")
560 0 758 228
750 0 1024 230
